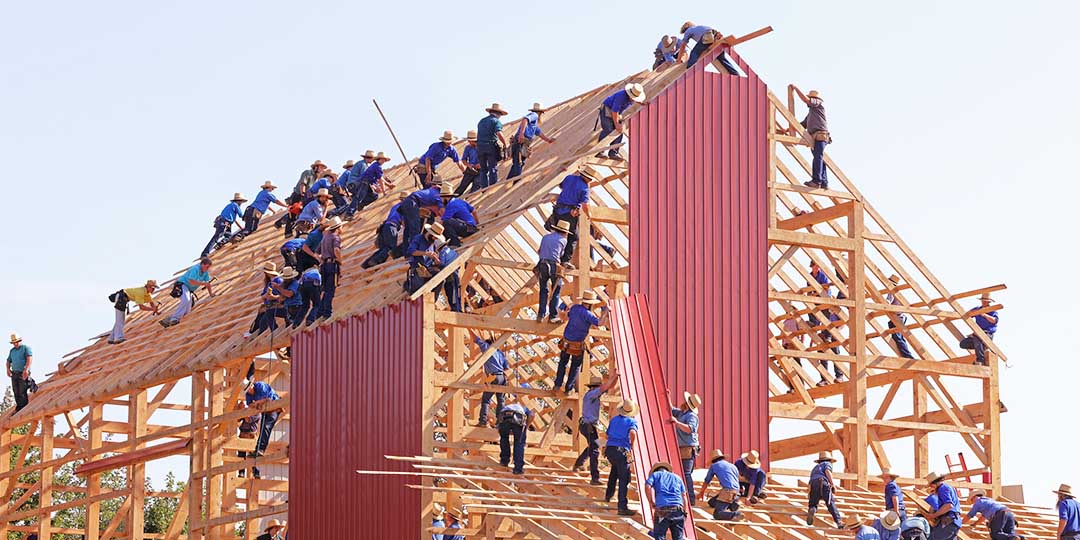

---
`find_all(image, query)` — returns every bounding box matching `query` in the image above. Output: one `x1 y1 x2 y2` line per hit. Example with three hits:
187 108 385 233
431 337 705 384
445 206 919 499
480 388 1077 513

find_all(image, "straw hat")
926 471 947 484
879 468 899 480
551 219 572 234
314 188 332 199
683 391 702 411
808 90 821 99
579 163 605 182
617 399 639 417
1054 484 1074 497
741 450 761 469
342 159 356 168
261 180 277 190
681 21 695 33
485 102 509 116
880 511 901 531
425 222 446 243
624 83 647 103
888 274 901 284
439 183 455 198
650 462 673 475
968 489 986 501
439 130 454 142
586 376 603 387
264 519 285 532
232 192 248 202
815 451 837 463
466 130 477 141
579 289 603 305
709 449 726 462
319 169 338 180
529 102 547 113
325 216 344 231
9 333 22 344
846 521 865 530
280 267 299 280
311 160 326 169
979 292 994 302
362 149 377 159
260 262 280 276
375 151 391 162
433 503 446 520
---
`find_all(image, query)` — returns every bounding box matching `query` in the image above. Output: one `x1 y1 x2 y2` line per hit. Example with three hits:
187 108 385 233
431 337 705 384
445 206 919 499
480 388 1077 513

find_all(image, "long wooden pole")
372 99 419 189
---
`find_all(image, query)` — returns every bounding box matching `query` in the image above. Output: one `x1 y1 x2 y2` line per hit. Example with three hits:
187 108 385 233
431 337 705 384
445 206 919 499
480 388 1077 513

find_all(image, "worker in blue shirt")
497 395 533 475
646 462 689 539
926 471 962 540
964 490 1021 540
404 222 446 294
437 242 462 312
880 469 905 516
161 257 216 328
454 130 482 196
243 380 282 479
547 165 603 265
960 293 999 366
293 266 322 328
337 151 390 219
902 512 932 540
330 160 354 210
553 289 607 393
874 511 903 540
279 237 307 270
667 389 701 504
418 131 465 188
306 170 337 203
736 450 768 504
295 189 332 235
536 220 571 322
807 451 845 528
361 195 406 268
248 262 286 336
604 399 639 516
475 103 509 189
6 333 33 412
849 520 882 540
925 493 941 514
507 102 557 180
595 83 645 160
885 275 916 359
653 35 679 69
475 333 510 426
699 449 742 520
1055 484 1080 540
676 21 739 73
297 220 325 272
270 267 303 326
243 181 288 236
573 371 618 485
201 192 248 257
398 184 447 255
441 195 479 247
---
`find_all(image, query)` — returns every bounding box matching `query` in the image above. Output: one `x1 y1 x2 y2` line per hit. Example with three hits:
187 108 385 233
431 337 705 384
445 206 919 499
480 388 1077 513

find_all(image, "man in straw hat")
547 164 603 265
646 462 689 539
6 333 33 412
296 218 329 272
874 511 903 540
289 159 326 204
107 279 160 344
314 216 344 322
699 449 744 521
535 219 572 323
963 490 1023 540
244 379 282 479
398 183 446 257
335 159 356 197
553 289 609 393
885 275 916 359
667 388 702 504
440 184 479 247
418 130 465 189
653 34 680 69
1055 484 1080 540
455 130 482 196
573 370 618 485
245 181 288 236
361 193 408 269
271 266 303 326
255 518 286 540
160 257 216 328
604 399 639 516
295 188 333 235
497 391 533 475
595 83 646 160
880 468 906 517
293 265 323 328
792 87 832 189
305 168 338 204
245 262 284 337
201 192 248 257
736 450 768 504
807 451 845 528
476 102 510 189
925 471 962 540
474 332 510 427
959 293 999 366
847 517 882 540
404 222 447 294
435 236 463 312
507 102 557 180
339 151 392 219
676 21 740 73
901 511 932 540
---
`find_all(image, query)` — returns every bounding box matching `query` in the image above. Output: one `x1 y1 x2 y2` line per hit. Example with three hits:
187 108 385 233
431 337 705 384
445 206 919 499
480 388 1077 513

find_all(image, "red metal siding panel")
609 294 697 538
629 47 770 468
289 299 424 540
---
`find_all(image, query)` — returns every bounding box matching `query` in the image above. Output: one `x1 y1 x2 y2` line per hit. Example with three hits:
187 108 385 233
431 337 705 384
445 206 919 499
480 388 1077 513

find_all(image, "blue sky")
2 0 1078 507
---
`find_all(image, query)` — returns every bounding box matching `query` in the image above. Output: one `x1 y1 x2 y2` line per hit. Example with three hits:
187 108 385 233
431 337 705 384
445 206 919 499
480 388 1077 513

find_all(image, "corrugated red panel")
628 47 770 468
289 299 424 540
609 294 697 537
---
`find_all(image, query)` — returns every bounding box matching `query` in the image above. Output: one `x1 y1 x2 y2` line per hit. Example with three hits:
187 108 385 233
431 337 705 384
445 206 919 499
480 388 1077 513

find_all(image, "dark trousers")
201 217 229 257
808 477 843 525
739 473 767 499
508 141 529 179
553 209 579 264
284 304 303 327
536 260 562 319
477 144 500 189
440 271 462 312
574 420 601 481
317 260 339 319
679 448 697 504
398 198 423 254
687 42 739 74
254 306 287 333
812 140 829 186
297 251 319 272
456 169 480 196
295 282 321 326
709 494 741 520
344 182 377 217
960 333 994 365
362 222 401 268
247 410 280 477
498 421 527 473
478 373 506 424
553 351 583 393
604 446 632 511
930 518 961 540
11 374 29 412
280 248 298 270
653 508 686 540
596 108 623 157
242 206 262 235
442 218 477 247
989 510 1019 540
889 320 915 359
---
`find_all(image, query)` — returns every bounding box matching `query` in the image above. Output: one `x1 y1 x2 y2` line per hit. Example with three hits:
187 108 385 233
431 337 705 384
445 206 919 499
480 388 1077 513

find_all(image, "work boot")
804 180 823 189
617 508 637 517
806 506 816 525
590 479 602 486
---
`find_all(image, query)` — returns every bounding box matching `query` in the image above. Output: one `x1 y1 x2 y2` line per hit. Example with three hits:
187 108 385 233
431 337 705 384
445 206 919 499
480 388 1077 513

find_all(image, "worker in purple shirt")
807 451 845 528
1055 484 1080 540
595 83 646 160
243 381 281 479
881 469 906 517
418 131 464 188
736 450 768 504
925 471 962 540
441 195 479 247
244 181 288 235
476 103 509 189
676 21 739 73
201 192 247 257
535 219 571 322
475 333 509 426
794 87 832 188
315 217 343 321
508 102 557 179
547 165 603 265
646 462 689 540
573 370 617 485
454 130 482 196
398 184 447 256
342 151 392 219
361 194 406 268
963 490 1022 540
959 293 998 366
552 289 607 393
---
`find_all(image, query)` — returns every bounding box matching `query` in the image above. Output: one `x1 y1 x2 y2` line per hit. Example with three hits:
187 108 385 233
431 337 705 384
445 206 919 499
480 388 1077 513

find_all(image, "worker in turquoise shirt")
6 333 33 412
202 192 247 257
925 471 962 540
881 469 906 516
604 399 639 516
475 103 509 189
873 511 902 540
573 370 617 485
244 181 288 235
553 289 607 393
960 292 999 366
667 389 701 504
508 102 557 179
699 449 742 520
646 462 688 540
1055 484 1080 540
161 257 215 328
964 490 1021 540
595 83 645 160
418 131 464 188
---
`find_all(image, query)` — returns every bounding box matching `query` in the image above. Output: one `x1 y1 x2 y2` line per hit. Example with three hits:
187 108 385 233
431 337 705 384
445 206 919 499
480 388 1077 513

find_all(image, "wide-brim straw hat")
650 462 673 475
1054 484 1074 497
260 261 281 276
261 180 277 190
880 511 901 531
280 267 299 280
315 188 332 199
325 217 344 231
265 519 285 532
586 376 603 387
847 521 865 530
9 333 22 344
232 192 248 202
579 289 603 305
681 21 695 33
425 222 446 243
815 451 836 463
439 130 454 142
342 159 355 168
311 160 326 169
362 149 377 159
466 130 477 141
579 164 605 182
888 274 901 284
926 471 947 484
741 450 761 469
375 151 391 162
980 292 994 302
145 279 158 289
618 399 639 417
710 449 726 462
439 183 455 198
551 219 572 234
486 102 509 116
683 391 702 411
319 170 339 180
880 468 899 480
529 102 547 113
625 83 647 103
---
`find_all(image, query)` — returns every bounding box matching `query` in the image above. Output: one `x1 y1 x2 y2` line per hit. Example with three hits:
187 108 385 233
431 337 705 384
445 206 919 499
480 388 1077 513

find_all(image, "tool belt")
701 29 719 44
516 137 534 159
811 129 832 143
560 339 585 356
715 487 739 503
169 282 185 298
655 506 684 519
108 289 130 312
678 446 698 460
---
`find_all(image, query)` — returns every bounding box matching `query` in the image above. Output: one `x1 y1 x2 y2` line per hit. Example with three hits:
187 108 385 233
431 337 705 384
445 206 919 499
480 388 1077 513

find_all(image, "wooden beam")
768 229 858 252
75 438 192 476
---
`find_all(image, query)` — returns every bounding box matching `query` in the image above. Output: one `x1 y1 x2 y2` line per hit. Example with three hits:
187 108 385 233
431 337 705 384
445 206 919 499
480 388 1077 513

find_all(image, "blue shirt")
602 90 634 114
884 481 906 514
646 470 686 508
810 461 832 482
935 483 962 527
563 304 601 341
678 25 714 48
219 201 242 222
6 345 32 372
520 111 542 139
735 458 765 485
336 167 352 189
351 161 369 180
407 233 437 267
656 37 676 62
245 381 279 404
431 519 445 540
873 520 900 540
476 337 509 375
970 308 999 334
179 264 211 292
1059 498 1080 534
411 186 444 208
443 199 476 226
581 386 603 423
439 245 459 267
671 408 698 448
251 189 280 214
358 161 384 185
477 114 503 146
924 493 940 512
297 199 325 223
304 228 324 251
261 277 283 305
855 525 881 540
901 517 931 536
307 177 332 196
282 238 306 252
385 202 404 226
502 402 531 417
967 497 1006 520
282 279 302 307
421 142 460 169
703 459 740 490
538 231 567 261
555 174 590 208
605 415 638 448
300 267 322 285
462 144 479 167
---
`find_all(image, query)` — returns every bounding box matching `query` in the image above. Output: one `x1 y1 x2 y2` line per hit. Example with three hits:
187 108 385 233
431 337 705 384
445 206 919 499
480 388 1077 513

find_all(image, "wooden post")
0 428 10 539
189 371 206 540
420 293 437 540
985 357 1002 497
848 202 868 488
129 390 148 540
913 382 929 481
207 368 226 540
446 325 465 513
37 416 55 540
768 100 778 229
574 206 593 456
87 403 105 540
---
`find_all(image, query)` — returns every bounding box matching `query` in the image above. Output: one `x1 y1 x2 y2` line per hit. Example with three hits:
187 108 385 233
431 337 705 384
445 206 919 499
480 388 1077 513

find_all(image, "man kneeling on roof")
874 511 903 540
161 257 215 328
647 462 689 540
848 517 883 540
699 449 744 521
404 222 447 294
964 489 1024 540
497 388 534 475
902 511 932 540
361 193 407 268
736 449 768 504
108 279 159 344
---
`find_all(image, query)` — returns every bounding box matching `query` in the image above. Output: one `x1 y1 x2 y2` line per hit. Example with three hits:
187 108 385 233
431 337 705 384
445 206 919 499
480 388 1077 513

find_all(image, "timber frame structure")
0 31 1034 540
